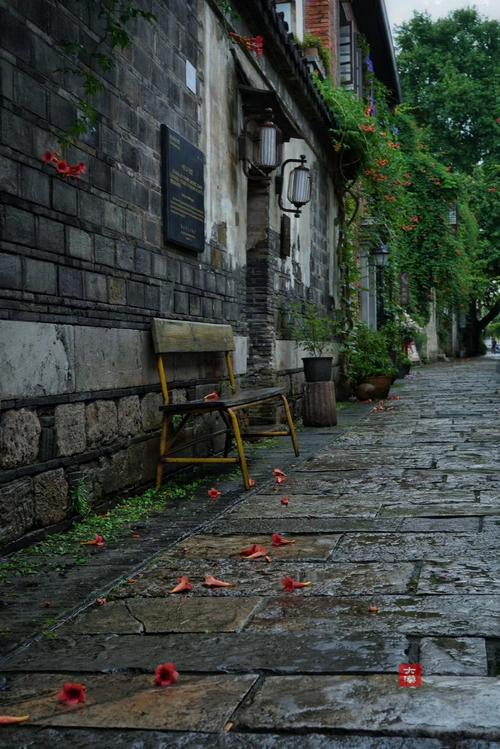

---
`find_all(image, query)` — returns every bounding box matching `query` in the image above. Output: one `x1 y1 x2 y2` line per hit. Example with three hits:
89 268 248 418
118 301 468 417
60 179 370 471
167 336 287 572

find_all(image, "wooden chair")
152 318 300 490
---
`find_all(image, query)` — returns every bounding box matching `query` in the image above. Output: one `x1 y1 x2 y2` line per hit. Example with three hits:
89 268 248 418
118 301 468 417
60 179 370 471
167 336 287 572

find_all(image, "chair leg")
227 408 251 489
281 395 300 457
155 413 169 489
220 413 232 457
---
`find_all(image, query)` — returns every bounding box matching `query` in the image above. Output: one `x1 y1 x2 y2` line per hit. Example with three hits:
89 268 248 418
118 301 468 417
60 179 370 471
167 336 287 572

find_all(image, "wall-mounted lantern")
372 243 390 268
277 154 312 218
239 108 282 177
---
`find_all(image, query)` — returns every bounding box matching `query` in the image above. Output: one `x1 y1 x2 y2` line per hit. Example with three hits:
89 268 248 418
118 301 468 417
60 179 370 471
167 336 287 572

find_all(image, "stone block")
79 191 104 225
135 247 151 275
107 276 126 305
85 272 107 302
152 253 167 279
145 283 160 310
58 266 83 298
0 408 41 468
127 280 145 307
55 403 86 456
24 257 57 294
0 253 21 289
34 468 69 526
117 395 141 437
174 290 189 315
104 201 124 232
67 226 93 261
94 236 115 267
52 179 78 215
21 165 50 207
37 216 65 252
116 241 135 270
86 400 118 447
74 326 157 391
126 209 143 238
0 320 75 399
2 205 35 246
0 154 19 195
0 478 34 546
49 92 75 130
1 110 32 154
141 391 163 431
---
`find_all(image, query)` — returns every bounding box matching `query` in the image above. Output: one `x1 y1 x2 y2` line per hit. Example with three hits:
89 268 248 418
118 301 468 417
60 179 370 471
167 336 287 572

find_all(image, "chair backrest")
151 318 237 403
152 318 235 354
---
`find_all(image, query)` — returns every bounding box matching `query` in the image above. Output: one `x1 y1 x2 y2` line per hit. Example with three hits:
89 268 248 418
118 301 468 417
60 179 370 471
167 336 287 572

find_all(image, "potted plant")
347 323 397 399
290 301 339 382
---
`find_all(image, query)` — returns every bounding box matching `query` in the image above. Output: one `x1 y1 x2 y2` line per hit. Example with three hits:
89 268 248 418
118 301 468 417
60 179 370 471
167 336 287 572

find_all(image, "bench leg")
156 413 169 489
281 394 300 457
227 408 251 490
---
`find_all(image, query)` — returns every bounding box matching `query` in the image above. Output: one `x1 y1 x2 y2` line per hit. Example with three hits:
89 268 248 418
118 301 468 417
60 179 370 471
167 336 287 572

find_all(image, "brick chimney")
304 0 339 81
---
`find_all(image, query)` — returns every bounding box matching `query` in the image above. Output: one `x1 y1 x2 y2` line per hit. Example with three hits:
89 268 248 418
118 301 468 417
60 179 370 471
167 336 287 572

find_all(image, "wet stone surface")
1 359 499 744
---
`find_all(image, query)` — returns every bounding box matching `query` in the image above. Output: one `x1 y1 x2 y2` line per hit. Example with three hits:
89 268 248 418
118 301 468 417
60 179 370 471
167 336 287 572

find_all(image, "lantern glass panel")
257 123 280 170
287 165 312 206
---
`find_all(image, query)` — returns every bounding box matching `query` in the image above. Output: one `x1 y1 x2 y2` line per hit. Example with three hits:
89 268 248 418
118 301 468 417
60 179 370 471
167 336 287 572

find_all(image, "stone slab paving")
1 360 499 747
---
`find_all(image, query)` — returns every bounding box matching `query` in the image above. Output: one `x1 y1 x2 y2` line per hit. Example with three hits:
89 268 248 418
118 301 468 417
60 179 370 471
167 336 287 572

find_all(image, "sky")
385 0 500 31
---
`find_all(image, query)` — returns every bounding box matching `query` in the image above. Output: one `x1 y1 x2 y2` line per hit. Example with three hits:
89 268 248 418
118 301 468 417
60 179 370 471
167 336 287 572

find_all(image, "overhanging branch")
478 298 500 330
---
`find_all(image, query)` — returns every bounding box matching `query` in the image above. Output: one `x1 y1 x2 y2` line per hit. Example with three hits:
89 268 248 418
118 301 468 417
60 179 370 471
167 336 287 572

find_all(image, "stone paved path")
1 360 499 748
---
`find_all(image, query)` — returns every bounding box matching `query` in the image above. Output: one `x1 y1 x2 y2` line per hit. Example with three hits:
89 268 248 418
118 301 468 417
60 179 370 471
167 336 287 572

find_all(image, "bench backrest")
152 318 235 354
152 318 237 403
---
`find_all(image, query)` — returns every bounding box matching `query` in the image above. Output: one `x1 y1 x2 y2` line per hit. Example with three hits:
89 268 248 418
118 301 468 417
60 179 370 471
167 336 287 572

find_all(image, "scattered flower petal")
57 683 86 705
170 576 193 593
131 532 141 540
203 391 220 401
281 576 311 591
80 534 105 546
275 475 286 485
95 598 107 606
204 575 234 588
248 478 256 487
208 488 221 501
0 715 30 725
154 662 179 687
271 533 295 547
224 721 234 732
368 605 379 614
280 497 289 506
240 543 267 558
272 468 286 478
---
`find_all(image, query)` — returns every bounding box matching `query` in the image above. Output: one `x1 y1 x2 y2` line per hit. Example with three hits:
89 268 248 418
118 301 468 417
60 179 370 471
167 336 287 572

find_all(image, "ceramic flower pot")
366 375 392 399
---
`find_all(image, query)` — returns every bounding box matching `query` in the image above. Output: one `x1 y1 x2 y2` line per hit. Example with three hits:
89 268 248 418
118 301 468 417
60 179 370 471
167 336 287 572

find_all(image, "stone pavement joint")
1 360 499 747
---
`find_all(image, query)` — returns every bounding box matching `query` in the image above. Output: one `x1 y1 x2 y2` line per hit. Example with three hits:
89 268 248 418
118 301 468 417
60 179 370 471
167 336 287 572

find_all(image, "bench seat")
161 387 284 412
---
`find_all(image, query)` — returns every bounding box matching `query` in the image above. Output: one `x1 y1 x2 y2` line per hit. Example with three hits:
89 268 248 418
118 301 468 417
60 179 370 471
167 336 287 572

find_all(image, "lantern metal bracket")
277 154 309 218
238 108 280 181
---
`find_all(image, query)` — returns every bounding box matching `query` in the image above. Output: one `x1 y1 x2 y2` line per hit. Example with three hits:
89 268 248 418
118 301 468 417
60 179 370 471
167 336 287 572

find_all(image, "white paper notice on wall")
186 60 197 94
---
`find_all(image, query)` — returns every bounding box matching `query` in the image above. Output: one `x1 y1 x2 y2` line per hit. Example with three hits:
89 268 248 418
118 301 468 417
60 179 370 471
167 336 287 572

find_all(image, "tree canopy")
396 8 500 174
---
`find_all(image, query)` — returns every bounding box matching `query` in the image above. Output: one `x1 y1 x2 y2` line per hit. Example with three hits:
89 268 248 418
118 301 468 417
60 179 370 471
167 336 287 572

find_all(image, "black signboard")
161 125 205 253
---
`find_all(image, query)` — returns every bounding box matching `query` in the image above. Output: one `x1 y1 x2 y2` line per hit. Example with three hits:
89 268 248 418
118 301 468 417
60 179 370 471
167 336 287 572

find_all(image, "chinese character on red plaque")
398 663 423 688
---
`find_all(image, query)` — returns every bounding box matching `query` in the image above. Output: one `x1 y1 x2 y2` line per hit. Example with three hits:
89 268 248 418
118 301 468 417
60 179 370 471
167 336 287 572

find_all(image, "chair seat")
160 387 284 412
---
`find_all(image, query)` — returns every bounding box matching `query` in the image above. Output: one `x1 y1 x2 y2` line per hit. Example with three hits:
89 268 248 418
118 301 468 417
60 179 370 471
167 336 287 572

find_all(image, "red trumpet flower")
170 576 193 593
280 497 289 506
80 534 105 547
57 683 86 705
271 533 295 547
240 543 271 561
154 662 179 687
208 488 221 501
281 576 311 591
204 575 234 588
0 715 30 724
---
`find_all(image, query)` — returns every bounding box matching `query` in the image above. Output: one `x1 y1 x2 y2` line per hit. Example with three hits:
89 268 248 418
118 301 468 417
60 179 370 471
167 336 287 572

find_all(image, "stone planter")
302 356 333 383
366 375 392 399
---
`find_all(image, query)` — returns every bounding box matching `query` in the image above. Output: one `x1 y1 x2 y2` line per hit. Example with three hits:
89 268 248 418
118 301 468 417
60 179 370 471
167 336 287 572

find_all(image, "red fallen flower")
95 597 107 606
208 487 221 501
80 534 105 546
248 478 256 487
57 682 86 705
272 533 295 547
154 662 179 687
368 604 379 614
410 215 420 223
280 497 289 506
0 715 30 725
204 574 234 588
240 543 270 560
131 532 141 540
359 123 376 133
203 391 220 401
377 158 389 167
275 475 286 485
281 576 311 591
272 468 286 478
170 576 193 593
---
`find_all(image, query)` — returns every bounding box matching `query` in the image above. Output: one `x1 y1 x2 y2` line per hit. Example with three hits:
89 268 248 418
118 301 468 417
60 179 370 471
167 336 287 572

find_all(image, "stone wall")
0 0 339 547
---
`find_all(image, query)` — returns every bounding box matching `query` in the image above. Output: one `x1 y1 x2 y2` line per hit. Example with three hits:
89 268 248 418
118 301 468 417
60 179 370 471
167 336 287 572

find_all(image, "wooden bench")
152 318 300 490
